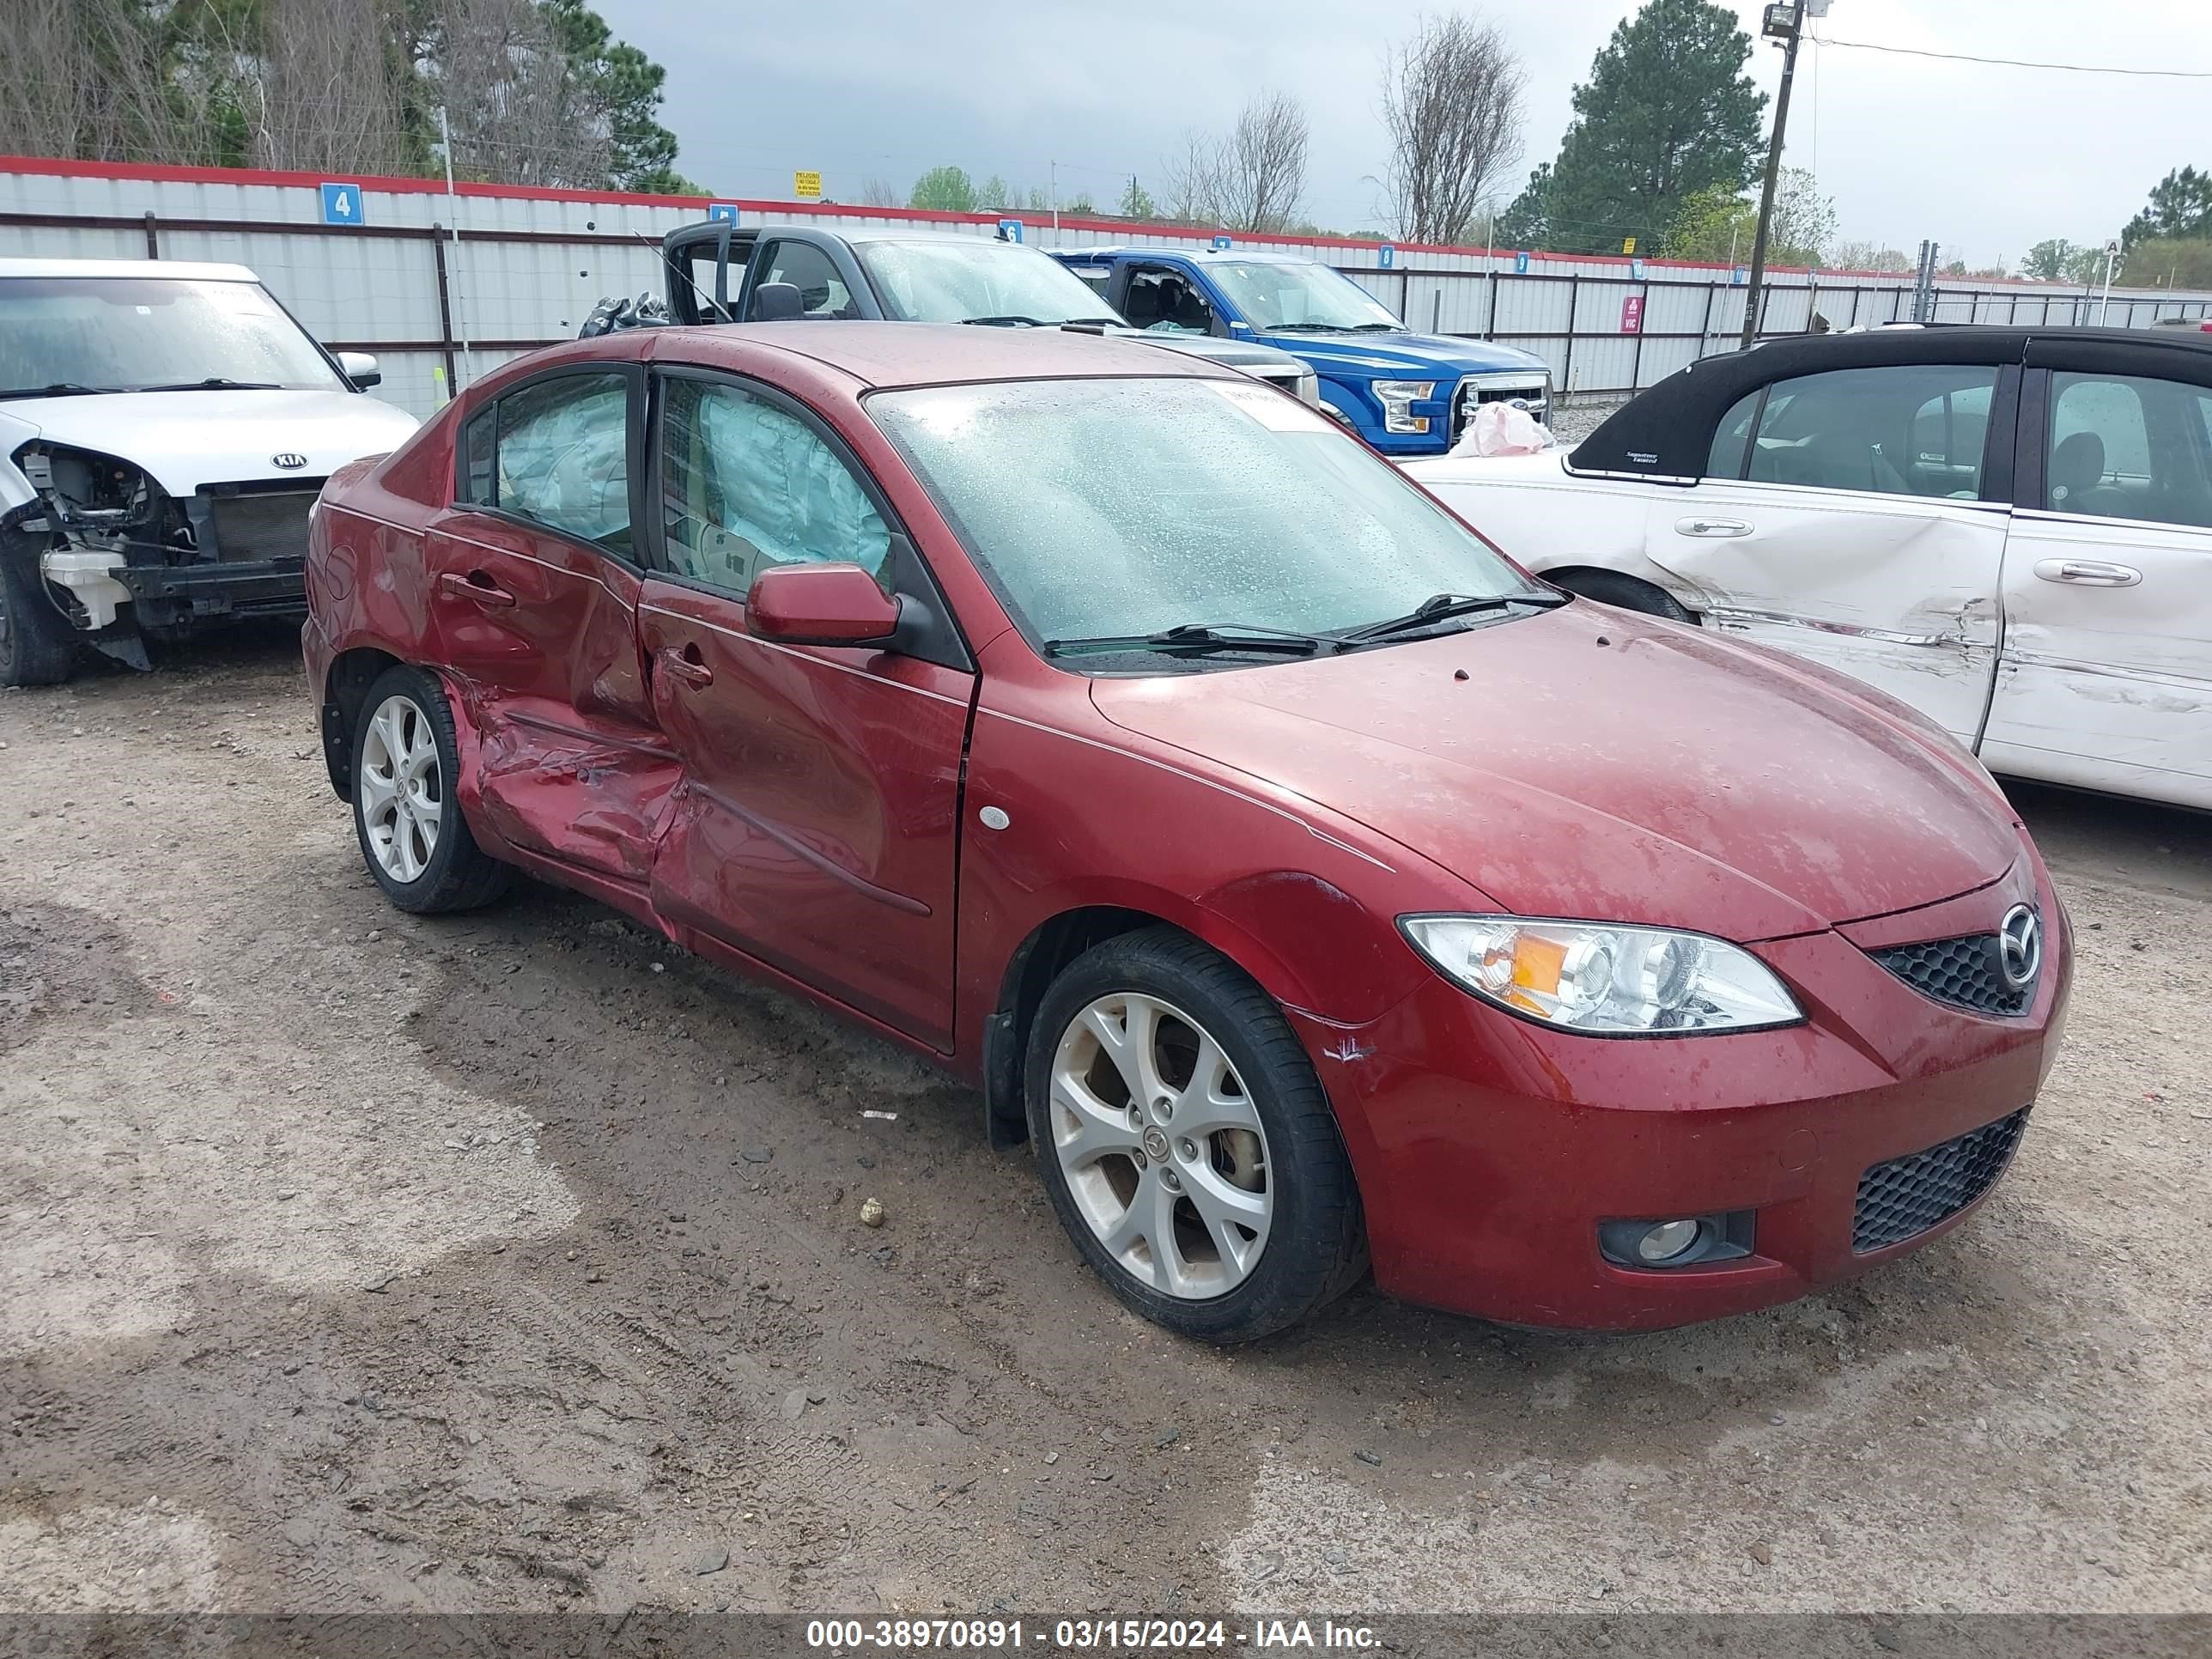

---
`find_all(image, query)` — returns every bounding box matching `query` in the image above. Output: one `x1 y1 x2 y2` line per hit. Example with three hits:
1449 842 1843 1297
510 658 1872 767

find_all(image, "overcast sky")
595 1 2208 267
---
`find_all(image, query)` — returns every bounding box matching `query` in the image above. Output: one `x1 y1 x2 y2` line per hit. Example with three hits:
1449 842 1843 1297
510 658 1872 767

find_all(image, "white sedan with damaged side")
0 257 417 684
1407 326 2212 811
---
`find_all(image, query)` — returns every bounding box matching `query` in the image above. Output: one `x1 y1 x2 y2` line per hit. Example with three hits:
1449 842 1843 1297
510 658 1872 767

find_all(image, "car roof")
1573 325 2212 480
1061 245 1318 266
659 320 1241 390
0 257 260 283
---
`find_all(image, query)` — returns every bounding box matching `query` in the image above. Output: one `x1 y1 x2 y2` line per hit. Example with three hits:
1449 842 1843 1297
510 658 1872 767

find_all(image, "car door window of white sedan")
1983 370 2212 807
1707 367 1997 500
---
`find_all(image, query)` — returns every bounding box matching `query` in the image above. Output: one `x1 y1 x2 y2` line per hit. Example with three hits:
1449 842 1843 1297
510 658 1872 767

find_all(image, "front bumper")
1293 866 2071 1331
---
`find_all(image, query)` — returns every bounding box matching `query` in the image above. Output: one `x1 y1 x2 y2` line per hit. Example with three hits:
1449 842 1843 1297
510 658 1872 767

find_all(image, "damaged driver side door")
427 364 679 884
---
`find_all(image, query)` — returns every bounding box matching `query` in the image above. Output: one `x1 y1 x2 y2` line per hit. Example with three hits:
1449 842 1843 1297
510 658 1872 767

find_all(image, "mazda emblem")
272 452 308 471
1997 904 2041 991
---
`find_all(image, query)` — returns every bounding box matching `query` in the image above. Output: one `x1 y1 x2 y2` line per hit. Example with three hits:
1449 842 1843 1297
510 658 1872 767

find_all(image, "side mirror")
336 350 381 389
746 562 900 647
751 283 804 322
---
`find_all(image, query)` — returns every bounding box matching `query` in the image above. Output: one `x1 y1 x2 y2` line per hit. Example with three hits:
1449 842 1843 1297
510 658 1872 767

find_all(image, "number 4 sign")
319 182 364 226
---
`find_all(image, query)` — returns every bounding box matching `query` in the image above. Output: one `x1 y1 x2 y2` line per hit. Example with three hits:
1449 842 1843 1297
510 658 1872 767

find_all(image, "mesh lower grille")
1853 1109 2029 1253
1870 933 2032 1016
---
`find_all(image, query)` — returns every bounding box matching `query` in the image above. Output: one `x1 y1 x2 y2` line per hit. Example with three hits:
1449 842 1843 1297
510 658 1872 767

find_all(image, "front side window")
659 379 890 599
0 276 343 397
748 241 854 319
1122 268 1214 334
869 375 1540 653
489 373 632 554
2048 373 2212 528
1712 365 2000 499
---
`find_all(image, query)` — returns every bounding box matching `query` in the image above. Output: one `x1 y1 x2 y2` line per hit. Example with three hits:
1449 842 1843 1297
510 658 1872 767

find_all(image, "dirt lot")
2 628 2208 1620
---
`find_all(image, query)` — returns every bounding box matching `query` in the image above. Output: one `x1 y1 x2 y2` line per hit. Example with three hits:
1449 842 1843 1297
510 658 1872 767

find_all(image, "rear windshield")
869 375 1538 649
0 276 341 397
854 240 1121 327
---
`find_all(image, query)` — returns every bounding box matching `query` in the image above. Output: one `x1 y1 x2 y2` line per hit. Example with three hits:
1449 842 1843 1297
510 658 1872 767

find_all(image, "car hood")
1088 603 2020 940
0 388 419 496
1112 330 1309 372
1250 329 1549 380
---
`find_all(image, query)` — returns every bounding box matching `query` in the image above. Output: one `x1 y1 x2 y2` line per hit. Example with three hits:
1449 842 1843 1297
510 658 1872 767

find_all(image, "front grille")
1869 933 2033 1017
1854 1109 2029 1253
208 489 319 564
1452 378 1550 439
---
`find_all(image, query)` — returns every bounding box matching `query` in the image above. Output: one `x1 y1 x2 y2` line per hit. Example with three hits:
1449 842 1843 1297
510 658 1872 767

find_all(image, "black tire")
1552 569 1697 623
349 665 509 914
0 549 80 687
1025 927 1367 1343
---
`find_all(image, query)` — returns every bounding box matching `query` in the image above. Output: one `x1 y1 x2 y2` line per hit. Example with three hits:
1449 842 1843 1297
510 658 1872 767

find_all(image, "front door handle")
1676 516 1752 538
2033 557 2141 587
657 644 714 690
438 570 515 607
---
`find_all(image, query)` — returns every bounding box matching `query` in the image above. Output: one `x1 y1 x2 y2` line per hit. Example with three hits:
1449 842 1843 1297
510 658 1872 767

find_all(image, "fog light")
1636 1218 1703 1262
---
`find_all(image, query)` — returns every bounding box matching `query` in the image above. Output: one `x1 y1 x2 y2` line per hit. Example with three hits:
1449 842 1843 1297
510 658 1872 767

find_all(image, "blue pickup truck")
1053 246 1553 457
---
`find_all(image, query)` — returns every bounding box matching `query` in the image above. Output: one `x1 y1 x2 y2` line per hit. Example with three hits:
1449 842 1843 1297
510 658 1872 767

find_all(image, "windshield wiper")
1057 317 1125 329
129 377 286 392
1339 590 1567 645
1259 321 1343 333
961 315 1051 328
1347 322 1405 331
0 382 117 399
1043 622 1334 660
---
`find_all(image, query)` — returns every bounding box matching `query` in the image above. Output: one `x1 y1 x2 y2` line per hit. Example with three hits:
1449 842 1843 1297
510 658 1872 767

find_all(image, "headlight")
1372 379 1437 434
1399 915 1802 1036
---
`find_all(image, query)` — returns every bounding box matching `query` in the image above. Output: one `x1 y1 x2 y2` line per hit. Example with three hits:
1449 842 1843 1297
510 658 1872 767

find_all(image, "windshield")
856 240 1122 326
869 376 1540 653
0 276 342 396
1206 260 1403 331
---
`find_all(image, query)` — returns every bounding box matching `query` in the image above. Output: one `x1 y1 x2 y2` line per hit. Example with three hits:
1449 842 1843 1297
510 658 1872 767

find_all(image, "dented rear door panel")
426 508 678 882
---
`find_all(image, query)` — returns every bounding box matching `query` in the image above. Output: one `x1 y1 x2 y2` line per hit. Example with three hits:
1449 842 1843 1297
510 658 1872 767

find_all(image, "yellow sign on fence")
794 170 823 200
1622 236 1637 256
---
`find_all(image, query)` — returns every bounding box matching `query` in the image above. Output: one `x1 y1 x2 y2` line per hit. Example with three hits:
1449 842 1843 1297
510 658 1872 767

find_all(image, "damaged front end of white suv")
0 258 418 687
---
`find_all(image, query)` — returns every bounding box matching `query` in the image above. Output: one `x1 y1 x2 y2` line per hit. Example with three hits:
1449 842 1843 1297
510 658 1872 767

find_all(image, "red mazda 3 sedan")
303 323 2069 1342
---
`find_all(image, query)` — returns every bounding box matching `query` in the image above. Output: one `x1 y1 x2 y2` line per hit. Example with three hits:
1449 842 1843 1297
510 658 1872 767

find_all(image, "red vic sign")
1620 295 1645 334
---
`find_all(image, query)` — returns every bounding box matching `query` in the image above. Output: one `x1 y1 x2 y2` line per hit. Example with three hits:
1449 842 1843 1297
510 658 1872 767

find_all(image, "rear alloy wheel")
349 665 508 914
1027 928 1365 1342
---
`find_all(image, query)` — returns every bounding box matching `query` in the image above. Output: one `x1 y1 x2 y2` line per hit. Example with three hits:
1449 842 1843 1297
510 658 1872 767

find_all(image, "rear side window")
481 372 633 554
459 407 495 505
1710 366 2000 499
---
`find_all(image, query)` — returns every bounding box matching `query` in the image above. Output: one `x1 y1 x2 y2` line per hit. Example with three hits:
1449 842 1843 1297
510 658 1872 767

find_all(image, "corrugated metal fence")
6 156 2208 420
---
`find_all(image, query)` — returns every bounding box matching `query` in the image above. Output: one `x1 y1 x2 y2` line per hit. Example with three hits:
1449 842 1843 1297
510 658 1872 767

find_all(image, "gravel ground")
2 627 2208 1619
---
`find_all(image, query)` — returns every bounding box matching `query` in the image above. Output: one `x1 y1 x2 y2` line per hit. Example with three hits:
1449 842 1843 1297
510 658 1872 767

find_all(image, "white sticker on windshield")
1204 378 1334 433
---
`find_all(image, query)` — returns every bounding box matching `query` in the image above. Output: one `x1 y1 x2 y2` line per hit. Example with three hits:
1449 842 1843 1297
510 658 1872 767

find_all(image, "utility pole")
1741 2 1812 347
2098 240 2121 325
437 106 474 386
1050 160 1060 235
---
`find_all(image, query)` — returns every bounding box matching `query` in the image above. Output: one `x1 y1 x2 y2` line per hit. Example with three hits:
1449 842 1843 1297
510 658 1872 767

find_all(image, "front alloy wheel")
1026 927 1366 1342
1050 992 1273 1298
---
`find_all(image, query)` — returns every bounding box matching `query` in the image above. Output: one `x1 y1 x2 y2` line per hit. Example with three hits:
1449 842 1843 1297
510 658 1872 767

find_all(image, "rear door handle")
438 570 515 607
657 644 714 690
2033 558 2142 587
1676 516 1752 538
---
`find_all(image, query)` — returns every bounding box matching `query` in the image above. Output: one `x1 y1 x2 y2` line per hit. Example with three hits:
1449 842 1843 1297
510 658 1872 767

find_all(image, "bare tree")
1221 92 1309 234
432 0 610 188
857 176 905 208
1380 11 1526 246
0 0 210 166
248 0 412 175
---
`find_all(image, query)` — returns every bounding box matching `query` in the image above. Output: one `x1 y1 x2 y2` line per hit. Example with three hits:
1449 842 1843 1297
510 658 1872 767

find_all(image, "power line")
1816 37 2212 78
